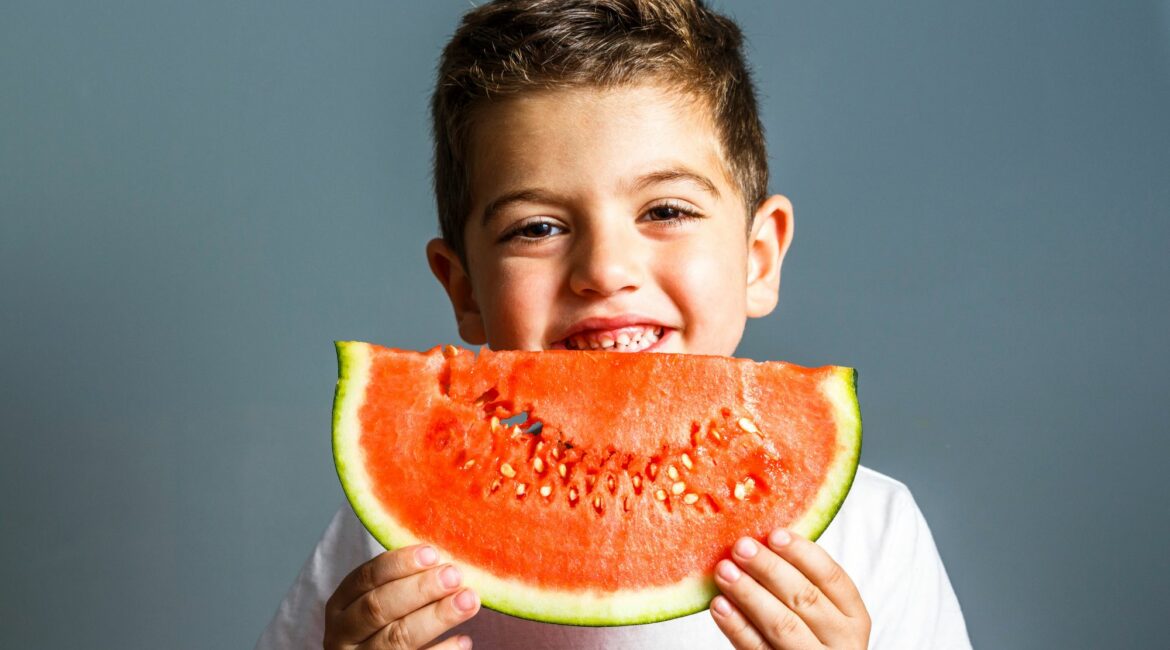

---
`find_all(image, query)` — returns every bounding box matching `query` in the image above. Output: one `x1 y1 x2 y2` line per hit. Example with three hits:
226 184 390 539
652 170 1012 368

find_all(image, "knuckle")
358 560 380 592
384 618 414 650
792 584 820 610
360 592 387 628
824 563 847 588
768 611 802 639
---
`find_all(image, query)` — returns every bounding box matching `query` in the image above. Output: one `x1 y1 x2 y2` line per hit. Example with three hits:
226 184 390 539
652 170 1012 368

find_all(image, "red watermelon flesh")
333 342 861 626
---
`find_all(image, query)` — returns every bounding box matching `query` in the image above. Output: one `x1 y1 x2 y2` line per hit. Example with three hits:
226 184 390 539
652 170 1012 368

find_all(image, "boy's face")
428 84 793 356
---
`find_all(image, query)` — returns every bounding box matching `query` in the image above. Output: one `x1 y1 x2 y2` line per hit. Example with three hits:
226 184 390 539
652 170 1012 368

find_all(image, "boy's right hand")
323 544 480 649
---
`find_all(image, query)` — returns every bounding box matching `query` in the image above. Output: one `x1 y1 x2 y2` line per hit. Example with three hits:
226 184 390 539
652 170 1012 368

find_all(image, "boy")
258 1 970 648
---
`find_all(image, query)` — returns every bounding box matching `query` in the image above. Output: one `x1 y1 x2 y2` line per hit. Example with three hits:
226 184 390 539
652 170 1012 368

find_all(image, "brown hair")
431 0 768 261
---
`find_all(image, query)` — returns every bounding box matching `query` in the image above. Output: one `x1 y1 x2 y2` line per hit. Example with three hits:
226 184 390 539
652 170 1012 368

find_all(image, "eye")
500 218 565 243
643 201 703 224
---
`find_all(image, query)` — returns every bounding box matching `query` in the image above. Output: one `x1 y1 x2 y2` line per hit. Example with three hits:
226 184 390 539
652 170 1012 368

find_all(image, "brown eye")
520 222 555 238
648 206 683 221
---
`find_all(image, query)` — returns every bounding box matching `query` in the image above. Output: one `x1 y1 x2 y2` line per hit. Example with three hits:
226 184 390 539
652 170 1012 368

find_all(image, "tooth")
600 334 615 348
617 333 630 346
574 335 588 350
589 339 600 349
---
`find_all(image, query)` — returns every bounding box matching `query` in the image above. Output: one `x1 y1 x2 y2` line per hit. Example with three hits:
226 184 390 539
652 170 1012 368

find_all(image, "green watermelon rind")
332 341 862 627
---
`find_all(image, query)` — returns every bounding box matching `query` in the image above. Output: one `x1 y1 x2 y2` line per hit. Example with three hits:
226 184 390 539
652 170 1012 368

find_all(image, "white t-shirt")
256 466 970 649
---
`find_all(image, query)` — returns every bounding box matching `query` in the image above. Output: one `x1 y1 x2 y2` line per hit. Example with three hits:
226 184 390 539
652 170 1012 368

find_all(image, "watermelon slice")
332 341 861 626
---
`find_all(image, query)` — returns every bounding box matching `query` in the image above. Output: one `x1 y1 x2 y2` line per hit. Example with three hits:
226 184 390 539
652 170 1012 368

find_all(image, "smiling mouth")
557 325 667 353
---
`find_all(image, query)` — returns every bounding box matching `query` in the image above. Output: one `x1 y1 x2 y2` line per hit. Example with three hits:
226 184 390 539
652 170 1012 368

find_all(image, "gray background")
2 1 1167 647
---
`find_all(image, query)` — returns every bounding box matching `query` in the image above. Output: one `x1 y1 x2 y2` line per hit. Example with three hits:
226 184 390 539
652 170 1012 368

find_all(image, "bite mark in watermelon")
333 342 861 626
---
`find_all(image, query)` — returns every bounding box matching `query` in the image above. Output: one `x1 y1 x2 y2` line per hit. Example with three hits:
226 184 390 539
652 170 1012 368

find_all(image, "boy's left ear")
745 194 795 318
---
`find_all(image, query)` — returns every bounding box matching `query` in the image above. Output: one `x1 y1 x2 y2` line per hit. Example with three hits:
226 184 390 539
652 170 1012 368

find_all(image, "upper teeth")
565 326 664 351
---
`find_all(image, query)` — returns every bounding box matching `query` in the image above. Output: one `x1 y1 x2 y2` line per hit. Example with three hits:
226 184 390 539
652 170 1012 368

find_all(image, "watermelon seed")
733 482 746 500
667 465 679 481
461 459 476 470
671 481 686 495
654 489 667 501
490 416 501 432
737 417 760 436
516 483 527 498
539 484 552 498
500 463 516 478
631 473 643 493
683 493 699 505
681 453 694 470
557 462 567 479
585 474 597 493
550 446 562 460
647 463 659 480
490 478 502 493
606 474 616 493
569 487 579 505
533 457 545 474
592 496 603 513
443 344 458 358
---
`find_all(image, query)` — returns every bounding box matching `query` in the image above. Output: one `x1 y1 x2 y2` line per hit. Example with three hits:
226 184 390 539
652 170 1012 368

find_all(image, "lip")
549 315 674 352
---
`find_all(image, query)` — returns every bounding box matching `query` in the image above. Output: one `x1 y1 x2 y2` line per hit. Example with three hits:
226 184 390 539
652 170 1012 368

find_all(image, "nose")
568 225 643 298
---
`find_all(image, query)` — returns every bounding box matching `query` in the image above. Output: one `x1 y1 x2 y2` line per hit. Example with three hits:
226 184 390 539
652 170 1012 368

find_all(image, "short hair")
431 0 768 261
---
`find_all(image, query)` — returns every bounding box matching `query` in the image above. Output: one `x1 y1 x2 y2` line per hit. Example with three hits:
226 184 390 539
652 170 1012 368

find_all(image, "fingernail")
454 589 479 612
716 559 741 582
457 635 473 649
439 565 462 589
416 546 438 566
768 529 792 548
733 537 758 559
711 595 732 617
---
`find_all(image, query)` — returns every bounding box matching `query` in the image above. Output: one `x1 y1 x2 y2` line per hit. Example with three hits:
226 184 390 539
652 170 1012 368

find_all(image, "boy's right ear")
426 238 487 345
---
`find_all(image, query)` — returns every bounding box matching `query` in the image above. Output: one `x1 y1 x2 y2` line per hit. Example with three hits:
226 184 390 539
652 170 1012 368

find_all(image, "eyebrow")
479 167 722 226
481 189 570 227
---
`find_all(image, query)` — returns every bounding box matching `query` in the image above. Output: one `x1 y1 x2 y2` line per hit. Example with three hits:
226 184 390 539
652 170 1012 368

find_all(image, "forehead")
465 84 738 211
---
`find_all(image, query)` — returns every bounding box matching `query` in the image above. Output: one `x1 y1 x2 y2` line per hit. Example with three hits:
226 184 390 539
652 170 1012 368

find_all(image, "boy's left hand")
710 528 871 649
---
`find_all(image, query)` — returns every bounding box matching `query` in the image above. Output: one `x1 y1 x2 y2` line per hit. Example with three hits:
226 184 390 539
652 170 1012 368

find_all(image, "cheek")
478 260 560 348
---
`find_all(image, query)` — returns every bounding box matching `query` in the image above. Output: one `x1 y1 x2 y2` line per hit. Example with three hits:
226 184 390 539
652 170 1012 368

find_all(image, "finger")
424 633 473 650
335 564 464 643
329 545 440 613
356 588 480 650
766 529 867 619
730 536 842 637
713 558 821 649
709 595 771 650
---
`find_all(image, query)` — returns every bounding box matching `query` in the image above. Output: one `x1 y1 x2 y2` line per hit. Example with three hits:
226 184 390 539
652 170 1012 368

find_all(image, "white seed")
593 496 603 512
733 482 746 500
557 462 567 478
606 475 616 493
683 493 700 505
461 459 476 470
648 463 658 479
671 481 686 495
533 457 545 474
744 477 756 491
737 417 760 435
569 487 579 504
515 483 527 497
654 489 667 501
490 478 501 493
443 344 458 358
632 474 642 489
667 465 679 481
490 416 501 431
500 463 516 478
540 484 552 498
510 425 523 439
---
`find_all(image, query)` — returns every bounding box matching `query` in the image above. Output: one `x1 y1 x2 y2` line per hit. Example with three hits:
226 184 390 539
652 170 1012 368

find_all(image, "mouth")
551 324 670 353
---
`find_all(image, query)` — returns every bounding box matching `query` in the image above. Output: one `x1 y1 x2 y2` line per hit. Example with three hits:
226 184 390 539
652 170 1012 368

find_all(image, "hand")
323 544 480 649
710 529 870 649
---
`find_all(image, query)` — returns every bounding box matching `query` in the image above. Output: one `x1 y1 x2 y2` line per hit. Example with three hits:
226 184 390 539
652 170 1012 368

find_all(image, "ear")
745 194 794 318
426 238 487 345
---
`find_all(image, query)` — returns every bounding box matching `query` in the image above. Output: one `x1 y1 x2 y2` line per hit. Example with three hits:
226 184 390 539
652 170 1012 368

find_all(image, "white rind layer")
332 341 861 626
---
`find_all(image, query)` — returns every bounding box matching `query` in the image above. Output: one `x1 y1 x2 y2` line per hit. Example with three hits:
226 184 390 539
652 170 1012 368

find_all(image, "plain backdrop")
2 1 1168 647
